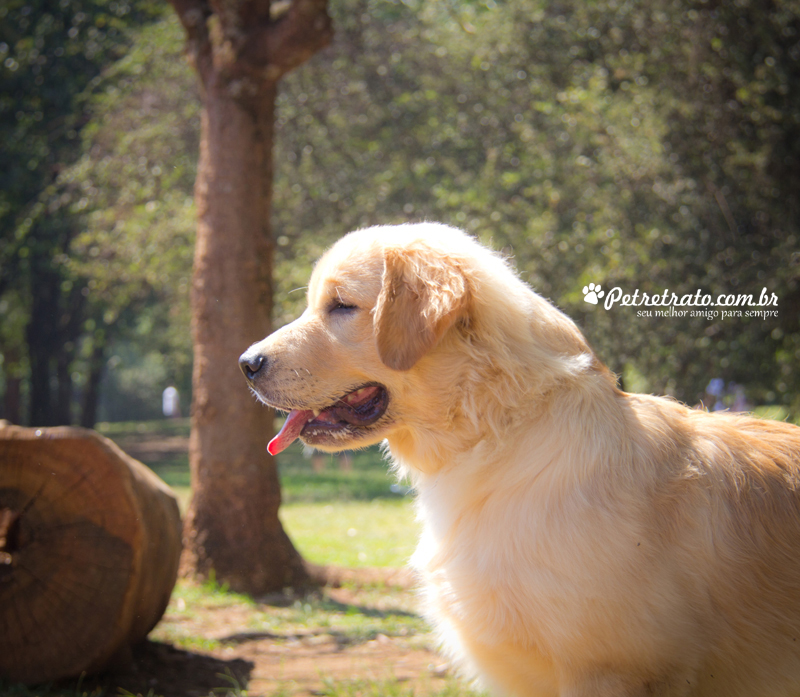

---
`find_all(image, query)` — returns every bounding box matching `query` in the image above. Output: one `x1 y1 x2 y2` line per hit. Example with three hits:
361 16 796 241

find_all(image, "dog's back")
412 375 800 697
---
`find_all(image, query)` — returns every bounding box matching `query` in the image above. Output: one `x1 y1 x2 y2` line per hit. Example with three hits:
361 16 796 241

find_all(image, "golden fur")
244 223 800 697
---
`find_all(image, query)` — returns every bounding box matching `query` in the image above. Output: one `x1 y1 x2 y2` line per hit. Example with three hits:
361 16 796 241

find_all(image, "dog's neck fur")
387 285 622 485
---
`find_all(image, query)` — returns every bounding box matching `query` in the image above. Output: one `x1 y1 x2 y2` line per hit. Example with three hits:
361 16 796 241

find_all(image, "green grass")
234 585 430 642
281 499 418 568
177 572 257 608
96 418 192 439
143 577 444 696
95 419 417 569
96 419 191 488
275 439 407 503
280 460 404 502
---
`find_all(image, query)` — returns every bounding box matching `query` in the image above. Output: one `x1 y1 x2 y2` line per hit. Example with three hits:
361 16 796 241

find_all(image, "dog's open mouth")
268 384 389 455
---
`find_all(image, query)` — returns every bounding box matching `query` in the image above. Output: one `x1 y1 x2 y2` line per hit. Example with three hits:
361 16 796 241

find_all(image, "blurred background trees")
0 0 190 426
1 0 798 427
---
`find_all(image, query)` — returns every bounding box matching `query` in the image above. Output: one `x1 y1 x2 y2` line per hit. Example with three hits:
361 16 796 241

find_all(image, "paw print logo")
583 283 605 305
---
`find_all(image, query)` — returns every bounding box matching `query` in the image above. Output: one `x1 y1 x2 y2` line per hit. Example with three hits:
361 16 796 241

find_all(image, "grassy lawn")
154 575 431 653
280 499 418 568
96 419 418 570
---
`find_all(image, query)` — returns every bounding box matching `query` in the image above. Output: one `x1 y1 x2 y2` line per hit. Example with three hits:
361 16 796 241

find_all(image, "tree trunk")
182 81 309 592
80 337 106 428
1 345 22 425
171 0 332 595
26 236 83 427
55 347 73 425
26 254 58 426
3 377 21 425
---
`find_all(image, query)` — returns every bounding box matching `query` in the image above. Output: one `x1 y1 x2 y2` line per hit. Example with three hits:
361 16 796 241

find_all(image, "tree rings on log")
0 423 182 684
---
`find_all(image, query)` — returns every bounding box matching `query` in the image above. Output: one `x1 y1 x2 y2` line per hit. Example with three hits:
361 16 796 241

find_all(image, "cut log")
0 422 182 684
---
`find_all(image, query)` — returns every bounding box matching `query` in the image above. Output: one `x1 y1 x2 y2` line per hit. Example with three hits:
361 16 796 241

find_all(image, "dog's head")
240 223 597 467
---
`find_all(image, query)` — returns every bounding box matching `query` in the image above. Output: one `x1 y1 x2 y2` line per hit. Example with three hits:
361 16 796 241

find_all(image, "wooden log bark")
0 422 182 685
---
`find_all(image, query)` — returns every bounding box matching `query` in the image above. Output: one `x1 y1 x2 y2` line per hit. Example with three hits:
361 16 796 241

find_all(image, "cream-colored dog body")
241 223 800 697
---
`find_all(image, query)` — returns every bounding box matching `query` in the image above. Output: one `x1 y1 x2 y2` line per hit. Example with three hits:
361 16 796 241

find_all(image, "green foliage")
56 13 197 421
0 0 162 254
63 15 197 350
270 0 800 408
2 0 799 421
0 0 171 425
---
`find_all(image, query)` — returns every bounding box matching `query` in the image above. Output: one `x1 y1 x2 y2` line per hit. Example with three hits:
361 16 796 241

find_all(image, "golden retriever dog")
239 223 800 697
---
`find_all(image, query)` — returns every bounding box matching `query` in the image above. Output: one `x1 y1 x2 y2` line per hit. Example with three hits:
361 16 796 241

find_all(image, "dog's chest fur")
404 434 717 695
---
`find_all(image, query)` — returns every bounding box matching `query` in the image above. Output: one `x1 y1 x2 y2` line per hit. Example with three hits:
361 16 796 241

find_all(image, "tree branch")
238 0 273 31
240 0 333 79
169 0 213 85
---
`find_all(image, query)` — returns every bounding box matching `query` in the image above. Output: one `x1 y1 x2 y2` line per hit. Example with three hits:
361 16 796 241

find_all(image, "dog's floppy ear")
374 245 469 371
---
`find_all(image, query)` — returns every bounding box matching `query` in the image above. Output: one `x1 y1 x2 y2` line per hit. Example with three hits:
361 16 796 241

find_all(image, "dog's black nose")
239 347 267 381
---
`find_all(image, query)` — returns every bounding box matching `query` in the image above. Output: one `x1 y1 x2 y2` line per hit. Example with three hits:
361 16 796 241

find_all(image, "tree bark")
1 345 22 425
80 337 106 428
171 0 332 594
3 377 21 425
26 228 84 427
55 347 73 425
26 250 59 426
0 423 182 684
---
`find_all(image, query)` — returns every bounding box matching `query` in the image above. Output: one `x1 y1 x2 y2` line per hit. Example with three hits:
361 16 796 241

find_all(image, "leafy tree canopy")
1 0 798 422
272 0 800 409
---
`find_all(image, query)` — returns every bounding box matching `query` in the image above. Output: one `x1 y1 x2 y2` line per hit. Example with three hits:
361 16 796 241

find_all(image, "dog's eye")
330 300 357 314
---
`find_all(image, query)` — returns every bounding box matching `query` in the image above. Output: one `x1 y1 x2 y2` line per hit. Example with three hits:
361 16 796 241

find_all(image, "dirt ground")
81 575 451 697
79 431 453 697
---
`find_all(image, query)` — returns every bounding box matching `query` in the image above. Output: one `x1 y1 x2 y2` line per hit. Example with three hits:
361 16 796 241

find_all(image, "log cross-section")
0 506 19 567
0 423 182 685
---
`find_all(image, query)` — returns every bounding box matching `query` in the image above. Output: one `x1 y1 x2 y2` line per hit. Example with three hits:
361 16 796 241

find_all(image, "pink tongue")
268 409 314 456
